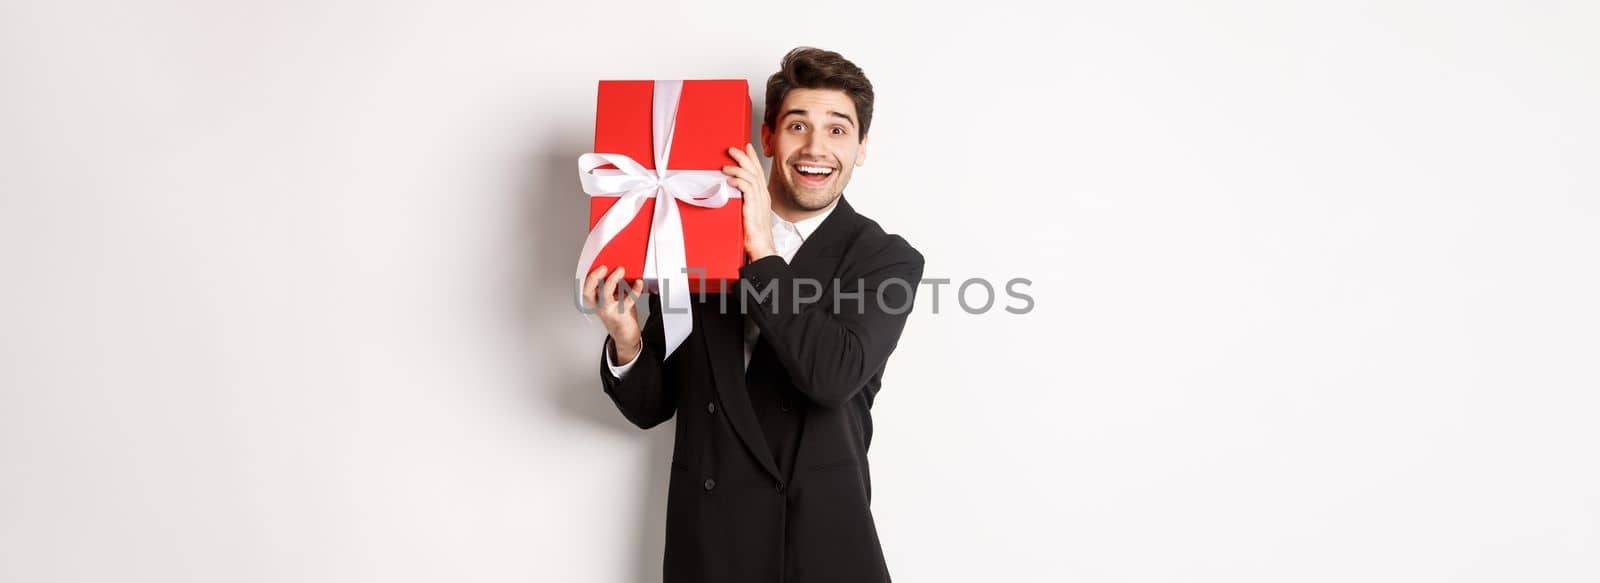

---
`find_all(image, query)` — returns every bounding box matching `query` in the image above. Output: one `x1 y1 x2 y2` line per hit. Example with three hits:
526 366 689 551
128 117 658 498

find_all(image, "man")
581 47 924 583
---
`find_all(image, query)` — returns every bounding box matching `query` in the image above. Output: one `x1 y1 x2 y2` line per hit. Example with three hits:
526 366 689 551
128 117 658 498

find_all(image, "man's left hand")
724 143 777 261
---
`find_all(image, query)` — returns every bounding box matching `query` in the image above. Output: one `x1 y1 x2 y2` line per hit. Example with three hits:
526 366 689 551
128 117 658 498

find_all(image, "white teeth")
796 165 834 175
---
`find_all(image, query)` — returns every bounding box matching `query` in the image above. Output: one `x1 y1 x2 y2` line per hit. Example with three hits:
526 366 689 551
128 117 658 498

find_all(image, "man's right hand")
583 265 647 365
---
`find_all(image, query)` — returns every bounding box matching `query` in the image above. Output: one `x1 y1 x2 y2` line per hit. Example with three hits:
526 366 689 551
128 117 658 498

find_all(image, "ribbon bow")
574 80 742 359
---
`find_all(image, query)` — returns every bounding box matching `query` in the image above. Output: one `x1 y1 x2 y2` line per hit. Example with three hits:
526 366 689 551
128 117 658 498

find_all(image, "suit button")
780 402 791 413
707 402 716 414
703 478 716 491
775 481 786 493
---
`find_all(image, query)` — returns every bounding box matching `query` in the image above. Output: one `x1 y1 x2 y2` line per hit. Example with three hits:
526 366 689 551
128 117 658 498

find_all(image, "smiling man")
584 47 925 583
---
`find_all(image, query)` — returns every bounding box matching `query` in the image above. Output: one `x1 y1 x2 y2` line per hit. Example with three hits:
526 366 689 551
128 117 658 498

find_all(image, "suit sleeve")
598 292 679 429
604 337 639 378
739 237 925 408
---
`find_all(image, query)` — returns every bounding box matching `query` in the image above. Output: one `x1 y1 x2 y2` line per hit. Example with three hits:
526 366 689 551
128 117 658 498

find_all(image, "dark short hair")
764 47 874 141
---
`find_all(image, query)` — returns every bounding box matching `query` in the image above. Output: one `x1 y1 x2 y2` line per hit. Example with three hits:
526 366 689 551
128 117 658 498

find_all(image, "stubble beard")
772 167 847 213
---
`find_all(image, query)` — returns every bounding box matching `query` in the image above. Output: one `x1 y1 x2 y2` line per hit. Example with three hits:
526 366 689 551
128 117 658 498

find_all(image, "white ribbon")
575 80 742 359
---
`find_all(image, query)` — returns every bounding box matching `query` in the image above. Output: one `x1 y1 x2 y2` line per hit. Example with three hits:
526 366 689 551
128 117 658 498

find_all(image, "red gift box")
584 79 749 294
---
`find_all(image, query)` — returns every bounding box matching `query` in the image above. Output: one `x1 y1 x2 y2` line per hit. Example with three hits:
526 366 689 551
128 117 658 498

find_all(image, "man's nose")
800 131 825 155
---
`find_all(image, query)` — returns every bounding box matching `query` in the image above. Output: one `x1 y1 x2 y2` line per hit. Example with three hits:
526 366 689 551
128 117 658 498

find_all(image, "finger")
722 165 757 182
745 143 765 178
600 266 624 314
622 279 643 312
582 265 607 308
728 146 758 174
727 177 750 193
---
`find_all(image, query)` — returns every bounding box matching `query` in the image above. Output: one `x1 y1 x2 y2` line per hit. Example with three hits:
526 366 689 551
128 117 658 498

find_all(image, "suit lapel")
701 294 782 481
772 196 858 474
699 196 864 483
787 196 858 272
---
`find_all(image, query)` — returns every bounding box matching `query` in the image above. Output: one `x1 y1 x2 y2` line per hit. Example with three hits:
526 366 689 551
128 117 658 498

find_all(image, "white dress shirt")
607 201 838 378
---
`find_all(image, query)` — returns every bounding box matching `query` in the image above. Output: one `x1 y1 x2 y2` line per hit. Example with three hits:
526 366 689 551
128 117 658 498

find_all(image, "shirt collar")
770 198 839 243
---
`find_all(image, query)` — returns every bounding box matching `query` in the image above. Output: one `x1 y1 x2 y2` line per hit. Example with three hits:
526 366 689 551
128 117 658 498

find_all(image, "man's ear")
760 124 773 158
855 133 869 167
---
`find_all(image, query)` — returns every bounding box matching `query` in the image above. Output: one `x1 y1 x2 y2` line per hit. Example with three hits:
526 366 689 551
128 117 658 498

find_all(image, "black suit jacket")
599 196 925 583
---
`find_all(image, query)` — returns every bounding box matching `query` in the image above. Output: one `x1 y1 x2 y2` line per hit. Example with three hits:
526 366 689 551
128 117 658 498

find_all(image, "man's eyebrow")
780 108 857 128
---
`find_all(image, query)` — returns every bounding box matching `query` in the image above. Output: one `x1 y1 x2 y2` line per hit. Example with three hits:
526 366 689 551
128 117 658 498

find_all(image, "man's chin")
798 194 839 212
787 187 839 212
774 180 832 210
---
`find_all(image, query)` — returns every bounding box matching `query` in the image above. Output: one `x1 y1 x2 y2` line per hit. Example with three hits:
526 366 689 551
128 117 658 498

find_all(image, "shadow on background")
520 119 674 583
516 76 764 581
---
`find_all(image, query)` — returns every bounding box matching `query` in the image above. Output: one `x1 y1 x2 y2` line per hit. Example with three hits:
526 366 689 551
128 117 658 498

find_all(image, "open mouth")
792 163 835 187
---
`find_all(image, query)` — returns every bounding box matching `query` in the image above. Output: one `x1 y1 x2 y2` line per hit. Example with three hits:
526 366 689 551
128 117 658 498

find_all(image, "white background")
3 1 1597 581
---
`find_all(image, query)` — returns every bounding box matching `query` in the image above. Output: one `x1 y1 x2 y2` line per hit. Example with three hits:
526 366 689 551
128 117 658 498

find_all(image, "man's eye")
789 122 804 131
831 127 846 135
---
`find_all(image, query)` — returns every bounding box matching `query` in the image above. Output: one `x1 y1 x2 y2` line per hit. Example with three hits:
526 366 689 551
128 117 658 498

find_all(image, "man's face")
761 88 868 212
